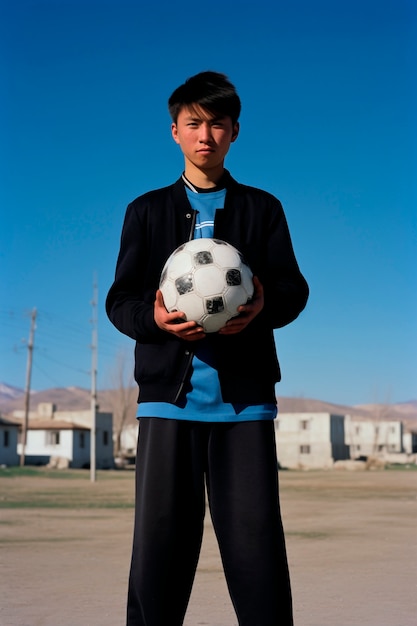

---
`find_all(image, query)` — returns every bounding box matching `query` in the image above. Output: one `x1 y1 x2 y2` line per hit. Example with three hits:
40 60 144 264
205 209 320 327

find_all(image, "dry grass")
1 467 416 626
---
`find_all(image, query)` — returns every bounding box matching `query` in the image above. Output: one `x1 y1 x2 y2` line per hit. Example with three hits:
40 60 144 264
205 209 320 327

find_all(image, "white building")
275 412 350 469
120 421 139 456
0 416 20 466
13 403 114 469
403 431 417 455
344 418 404 459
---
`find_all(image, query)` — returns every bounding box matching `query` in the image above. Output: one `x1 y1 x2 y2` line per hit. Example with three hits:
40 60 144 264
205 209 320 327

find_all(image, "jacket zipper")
187 209 197 240
172 349 194 404
172 209 198 404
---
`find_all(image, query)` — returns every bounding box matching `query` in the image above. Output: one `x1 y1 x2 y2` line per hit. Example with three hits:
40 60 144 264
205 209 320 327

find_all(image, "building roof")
0 416 20 427
25 420 90 431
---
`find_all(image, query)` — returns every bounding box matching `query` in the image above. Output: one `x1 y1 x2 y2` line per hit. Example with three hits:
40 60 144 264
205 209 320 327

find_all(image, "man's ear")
231 122 240 142
171 122 180 144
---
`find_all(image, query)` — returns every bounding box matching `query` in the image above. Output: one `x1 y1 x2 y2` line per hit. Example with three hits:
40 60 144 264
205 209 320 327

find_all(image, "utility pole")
20 308 37 467
90 276 98 482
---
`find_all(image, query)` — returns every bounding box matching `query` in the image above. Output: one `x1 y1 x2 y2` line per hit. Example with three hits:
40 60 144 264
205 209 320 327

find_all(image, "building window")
79 432 85 449
103 430 109 446
300 420 310 431
390 426 396 434
355 425 361 435
3 430 10 447
300 445 311 454
46 430 60 446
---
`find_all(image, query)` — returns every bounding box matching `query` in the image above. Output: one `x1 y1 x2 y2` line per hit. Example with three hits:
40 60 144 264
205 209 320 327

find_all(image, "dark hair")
168 71 241 125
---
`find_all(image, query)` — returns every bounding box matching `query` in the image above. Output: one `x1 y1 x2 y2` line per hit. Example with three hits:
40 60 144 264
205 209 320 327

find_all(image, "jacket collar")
172 169 238 199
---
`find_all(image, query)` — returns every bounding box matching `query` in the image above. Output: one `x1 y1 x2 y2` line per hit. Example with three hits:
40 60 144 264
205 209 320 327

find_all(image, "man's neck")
183 162 225 189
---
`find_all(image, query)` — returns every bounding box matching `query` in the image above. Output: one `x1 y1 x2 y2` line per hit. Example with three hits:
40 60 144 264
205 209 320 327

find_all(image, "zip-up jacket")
106 171 309 405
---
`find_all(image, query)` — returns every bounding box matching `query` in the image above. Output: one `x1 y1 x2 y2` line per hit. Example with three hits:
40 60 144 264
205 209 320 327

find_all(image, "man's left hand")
218 276 264 335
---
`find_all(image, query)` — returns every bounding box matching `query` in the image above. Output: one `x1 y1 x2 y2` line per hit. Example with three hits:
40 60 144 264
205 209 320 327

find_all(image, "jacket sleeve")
257 197 309 329
105 201 165 343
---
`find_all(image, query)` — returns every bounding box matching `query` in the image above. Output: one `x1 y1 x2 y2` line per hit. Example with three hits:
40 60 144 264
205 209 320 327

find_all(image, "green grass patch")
287 531 330 540
385 463 417 471
0 466 90 479
0 466 134 480
0 500 134 509
0 467 135 509
0 536 88 545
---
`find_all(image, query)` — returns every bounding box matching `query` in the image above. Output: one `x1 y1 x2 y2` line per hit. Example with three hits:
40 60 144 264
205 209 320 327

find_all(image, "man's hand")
218 276 264 335
154 290 206 341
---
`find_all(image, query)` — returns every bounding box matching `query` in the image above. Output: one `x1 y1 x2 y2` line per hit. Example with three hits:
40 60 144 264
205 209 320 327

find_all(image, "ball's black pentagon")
175 273 194 295
206 296 225 314
225 268 241 286
194 251 213 265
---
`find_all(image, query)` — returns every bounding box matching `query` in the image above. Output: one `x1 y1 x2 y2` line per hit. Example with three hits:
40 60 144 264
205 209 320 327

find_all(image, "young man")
106 71 309 626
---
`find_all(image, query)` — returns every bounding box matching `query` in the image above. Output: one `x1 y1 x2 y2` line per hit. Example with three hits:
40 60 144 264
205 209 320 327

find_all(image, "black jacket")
106 171 309 405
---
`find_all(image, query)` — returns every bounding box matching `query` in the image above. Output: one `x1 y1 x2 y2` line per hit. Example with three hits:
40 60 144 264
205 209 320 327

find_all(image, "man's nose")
199 122 213 142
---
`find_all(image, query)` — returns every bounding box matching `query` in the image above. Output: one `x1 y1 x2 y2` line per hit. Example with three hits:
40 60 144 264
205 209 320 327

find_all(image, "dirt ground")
0 468 416 626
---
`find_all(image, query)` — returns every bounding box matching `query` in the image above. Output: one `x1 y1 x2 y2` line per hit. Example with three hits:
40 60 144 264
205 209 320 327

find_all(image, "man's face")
171 104 239 174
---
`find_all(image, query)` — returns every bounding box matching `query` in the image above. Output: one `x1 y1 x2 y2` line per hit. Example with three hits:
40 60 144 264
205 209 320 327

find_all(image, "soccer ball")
159 238 254 333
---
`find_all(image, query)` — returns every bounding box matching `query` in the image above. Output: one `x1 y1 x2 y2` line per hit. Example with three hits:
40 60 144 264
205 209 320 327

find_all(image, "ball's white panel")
178 292 206 321
201 311 230 333
167 250 194 279
193 265 224 296
160 281 179 310
211 244 240 268
223 285 249 315
240 265 254 298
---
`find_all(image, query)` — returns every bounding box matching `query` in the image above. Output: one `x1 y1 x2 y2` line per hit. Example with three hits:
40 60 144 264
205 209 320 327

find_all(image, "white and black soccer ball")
159 238 254 333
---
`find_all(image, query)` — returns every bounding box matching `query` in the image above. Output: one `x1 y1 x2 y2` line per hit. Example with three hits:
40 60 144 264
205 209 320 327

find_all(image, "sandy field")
0 468 416 626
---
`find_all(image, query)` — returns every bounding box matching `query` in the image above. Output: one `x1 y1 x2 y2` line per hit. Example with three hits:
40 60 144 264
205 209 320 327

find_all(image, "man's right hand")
154 290 206 341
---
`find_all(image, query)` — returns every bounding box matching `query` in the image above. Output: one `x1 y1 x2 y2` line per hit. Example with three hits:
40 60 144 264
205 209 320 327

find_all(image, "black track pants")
126 418 293 626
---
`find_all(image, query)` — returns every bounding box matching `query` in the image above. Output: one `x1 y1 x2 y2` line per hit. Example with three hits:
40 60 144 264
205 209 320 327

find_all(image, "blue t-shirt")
136 186 276 422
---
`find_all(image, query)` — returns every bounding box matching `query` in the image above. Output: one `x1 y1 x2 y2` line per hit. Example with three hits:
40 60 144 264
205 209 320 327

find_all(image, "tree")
107 348 137 456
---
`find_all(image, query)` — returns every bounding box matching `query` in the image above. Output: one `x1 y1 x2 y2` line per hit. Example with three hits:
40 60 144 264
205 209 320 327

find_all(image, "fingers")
154 291 205 339
156 276 264 338
218 276 264 335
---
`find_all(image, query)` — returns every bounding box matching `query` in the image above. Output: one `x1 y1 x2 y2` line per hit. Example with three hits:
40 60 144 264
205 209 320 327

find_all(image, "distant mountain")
277 396 417 428
0 386 93 414
1 383 416 430
0 385 133 421
354 400 417 418
0 383 25 403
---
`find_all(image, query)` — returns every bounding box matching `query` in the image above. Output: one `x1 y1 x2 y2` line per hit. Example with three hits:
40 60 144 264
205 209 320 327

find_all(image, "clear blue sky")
1 0 416 406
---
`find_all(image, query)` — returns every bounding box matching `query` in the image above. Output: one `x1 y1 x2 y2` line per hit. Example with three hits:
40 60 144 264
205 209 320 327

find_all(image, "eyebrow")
184 114 226 123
